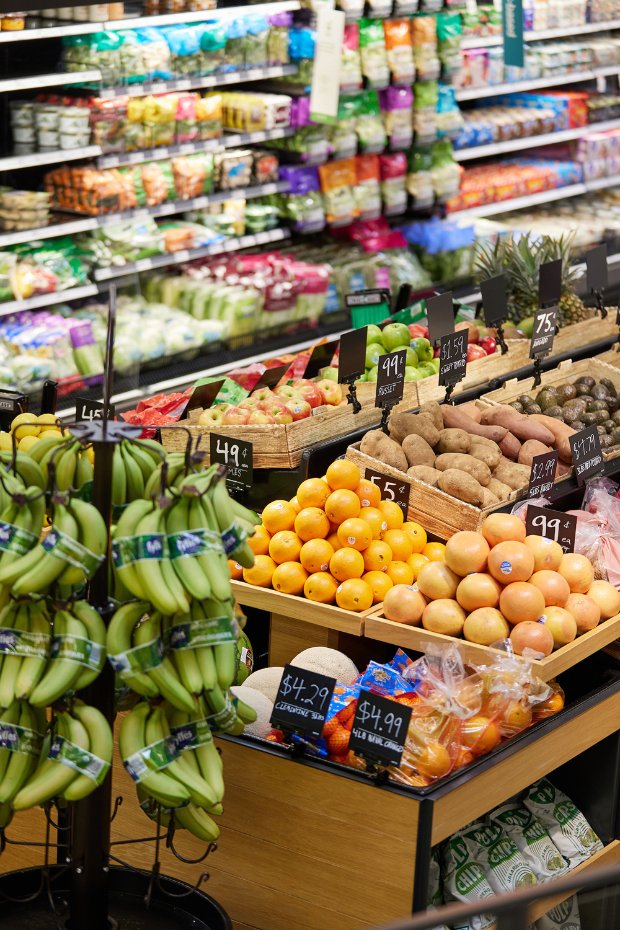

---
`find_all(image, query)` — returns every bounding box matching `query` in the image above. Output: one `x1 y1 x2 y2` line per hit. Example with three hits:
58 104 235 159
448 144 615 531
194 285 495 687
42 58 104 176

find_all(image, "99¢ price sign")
365 468 411 517
375 349 406 409
210 433 253 496
271 665 336 738
349 690 412 766
525 505 577 554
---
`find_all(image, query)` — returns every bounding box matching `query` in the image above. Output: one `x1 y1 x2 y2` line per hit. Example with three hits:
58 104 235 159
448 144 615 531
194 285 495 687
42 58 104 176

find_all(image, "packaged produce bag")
461 821 538 892
523 779 603 868
536 896 582 930
443 823 497 930
489 801 568 880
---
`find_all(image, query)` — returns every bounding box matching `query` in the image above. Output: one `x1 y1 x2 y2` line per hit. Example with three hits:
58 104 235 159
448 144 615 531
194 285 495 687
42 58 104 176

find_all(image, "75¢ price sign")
349 690 412 766
271 665 336 738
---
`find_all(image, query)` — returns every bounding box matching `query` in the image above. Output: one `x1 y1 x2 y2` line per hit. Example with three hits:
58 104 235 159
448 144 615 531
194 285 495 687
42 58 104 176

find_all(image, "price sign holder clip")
443 381 455 405
532 355 543 389
586 244 608 320
344 377 362 415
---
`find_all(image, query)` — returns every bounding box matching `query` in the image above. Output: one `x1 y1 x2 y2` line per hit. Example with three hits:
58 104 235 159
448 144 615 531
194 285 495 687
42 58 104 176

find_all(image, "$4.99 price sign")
271 665 336 738
438 331 467 386
209 433 253 494
375 349 406 409
349 690 412 766
529 307 558 359
525 505 577 554
365 467 410 517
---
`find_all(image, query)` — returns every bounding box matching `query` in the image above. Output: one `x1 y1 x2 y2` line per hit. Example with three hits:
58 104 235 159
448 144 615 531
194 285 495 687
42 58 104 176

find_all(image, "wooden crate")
364 609 620 681
161 401 383 469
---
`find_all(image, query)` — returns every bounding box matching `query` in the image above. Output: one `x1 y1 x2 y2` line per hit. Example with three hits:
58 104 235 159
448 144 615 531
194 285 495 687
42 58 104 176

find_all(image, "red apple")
479 336 497 355
291 379 325 408
222 406 250 425
408 324 428 339
456 321 480 344
261 403 293 424
274 384 304 402
316 379 343 406
237 397 261 410
198 404 230 426
248 409 274 424
251 387 275 403
285 398 312 421
466 344 487 361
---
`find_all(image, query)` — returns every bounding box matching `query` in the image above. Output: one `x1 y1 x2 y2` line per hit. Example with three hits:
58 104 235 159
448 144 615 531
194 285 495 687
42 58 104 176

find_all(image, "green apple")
365 342 384 369
357 373 368 382
411 337 433 363
319 366 338 382
366 324 384 346
404 346 419 367
418 363 436 378
430 357 440 373
366 366 378 382
382 322 411 352
404 366 419 381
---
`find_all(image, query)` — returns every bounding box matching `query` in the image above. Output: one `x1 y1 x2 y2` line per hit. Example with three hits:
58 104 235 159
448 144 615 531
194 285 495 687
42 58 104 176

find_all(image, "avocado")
583 412 598 426
600 433 614 449
517 394 534 407
511 402 524 413
591 384 609 401
603 420 616 432
601 378 617 396
569 420 586 431
613 410 620 426
556 384 577 403
536 389 560 411
524 403 542 415
545 405 564 418
575 383 592 397
612 427 620 444
593 409 610 424
575 376 595 389
590 400 609 412
597 424 607 435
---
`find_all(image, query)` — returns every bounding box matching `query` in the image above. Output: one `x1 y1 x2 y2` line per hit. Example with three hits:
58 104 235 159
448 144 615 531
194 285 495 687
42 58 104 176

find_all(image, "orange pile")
228 461 435 612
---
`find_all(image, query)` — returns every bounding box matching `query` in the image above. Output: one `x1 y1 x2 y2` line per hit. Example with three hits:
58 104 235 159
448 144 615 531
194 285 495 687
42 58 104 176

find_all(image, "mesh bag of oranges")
236 460 431 612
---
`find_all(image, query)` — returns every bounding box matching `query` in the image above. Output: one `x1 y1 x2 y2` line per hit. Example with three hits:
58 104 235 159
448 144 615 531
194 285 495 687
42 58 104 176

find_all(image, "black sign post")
338 328 368 414
304 339 339 380
525 505 577 554
210 433 253 497
528 449 559 499
365 467 411 517
569 425 604 486
349 690 412 767
426 292 455 347
480 274 509 354
586 244 608 318
270 664 337 739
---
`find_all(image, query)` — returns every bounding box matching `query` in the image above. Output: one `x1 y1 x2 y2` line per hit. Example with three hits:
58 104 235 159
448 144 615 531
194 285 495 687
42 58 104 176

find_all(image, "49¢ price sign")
210 433 253 496
349 690 412 766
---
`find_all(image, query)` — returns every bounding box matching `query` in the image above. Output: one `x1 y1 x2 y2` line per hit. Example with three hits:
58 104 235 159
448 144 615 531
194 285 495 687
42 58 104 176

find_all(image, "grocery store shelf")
455 65 620 101
529 841 620 924
96 127 295 169
454 118 620 161
0 216 98 249
94 227 291 281
461 17 620 48
0 22 102 42
450 184 587 219
0 146 102 172
0 284 99 318
584 172 620 191
0 69 101 93
94 64 298 100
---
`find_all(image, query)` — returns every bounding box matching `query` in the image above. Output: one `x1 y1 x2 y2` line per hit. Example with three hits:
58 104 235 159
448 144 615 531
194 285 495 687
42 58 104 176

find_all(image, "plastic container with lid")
2 13 25 30
88 4 109 21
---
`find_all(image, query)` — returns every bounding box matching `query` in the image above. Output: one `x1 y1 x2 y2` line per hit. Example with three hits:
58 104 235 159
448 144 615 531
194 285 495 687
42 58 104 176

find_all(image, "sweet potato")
441 405 508 443
437 428 471 455
360 430 408 472
407 464 441 486
418 401 443 432
469 436 502 470
487 477 513 501
483 405 556 446
459 402 482 423
493 460 531 490
528 414 576 464
518 439 553 467
389 411 440 447
437 468 484 506
499 431 521 461
402 434 435 468
434 453 491 486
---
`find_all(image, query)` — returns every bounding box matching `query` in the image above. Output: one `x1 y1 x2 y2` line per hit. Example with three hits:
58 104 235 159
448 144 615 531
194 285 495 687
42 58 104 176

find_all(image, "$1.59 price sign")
438 331 467 386
569 424 604 486
270 664 336 738
375 349 406 409
209 433 253 495
349 690 412 766
365 467 410 517
525 505 577 554
529 307 558 359
528 449 559 499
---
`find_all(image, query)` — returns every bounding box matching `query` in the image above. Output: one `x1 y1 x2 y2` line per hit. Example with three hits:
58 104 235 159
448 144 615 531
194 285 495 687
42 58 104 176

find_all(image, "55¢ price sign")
271 665 336 738
349 690 412 766
365 468 410 517
210 433 253 494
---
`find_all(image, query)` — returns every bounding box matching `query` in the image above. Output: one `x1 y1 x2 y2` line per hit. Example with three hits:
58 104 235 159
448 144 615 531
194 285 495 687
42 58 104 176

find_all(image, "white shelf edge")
461 17 620 48
455 65 620 102
0 284 99 318
450 183 587 219
0 69 102 93
0 145 102 172
454 118 620 162
95 64 298 100
0 216 98 249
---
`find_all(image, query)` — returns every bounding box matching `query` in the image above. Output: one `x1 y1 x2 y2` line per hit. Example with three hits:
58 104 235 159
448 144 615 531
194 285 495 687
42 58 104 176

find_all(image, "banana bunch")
0 482 46 590
25 434 93 493
0 495 107 597
0 700 45 808
13 702 113 811
111 439 162 509
0 451 46 492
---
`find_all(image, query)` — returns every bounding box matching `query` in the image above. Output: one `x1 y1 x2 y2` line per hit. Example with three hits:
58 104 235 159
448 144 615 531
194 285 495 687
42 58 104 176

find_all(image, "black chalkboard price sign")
349 690 412 766
210 433 253 495
365 468 410 517
569 425 604 486
270 664 336 738
75 397 115 422
375 349 406 409
528 449 559 499
438 330 467 386
529 307 558 359
525 506 577 554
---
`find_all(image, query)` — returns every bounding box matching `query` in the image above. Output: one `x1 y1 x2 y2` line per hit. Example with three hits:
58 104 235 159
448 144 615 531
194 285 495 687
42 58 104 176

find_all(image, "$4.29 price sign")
375 349 406 409
349 690 412 767
209 433 253 494
569 424 604 486
271 665 336 739
528 449 559 499
529 307 558 359
525 505 577 554
365 467 410 517
438 331 467 387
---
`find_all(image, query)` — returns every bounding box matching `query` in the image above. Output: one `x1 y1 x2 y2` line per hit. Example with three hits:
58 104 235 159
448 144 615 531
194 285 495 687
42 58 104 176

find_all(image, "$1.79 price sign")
365 467 410 517
569 424 604 486
528 449 559 499
438 331 467 386
375 349 406 409
209 433 253 495
349 690 412 766
529 307 558 359
271 664 336 738
525 505 577 554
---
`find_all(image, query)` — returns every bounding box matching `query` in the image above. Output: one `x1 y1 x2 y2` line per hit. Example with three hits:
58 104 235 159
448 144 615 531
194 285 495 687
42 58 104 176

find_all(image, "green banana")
29 610 87 707
123 440 157 484
174 802 220 842
133 614 195 713
121 443 145 502
166 496 211 601
0 702 41 804
202 597 237 692
8 504 79 595
71 601 106 692
14 602 52 701
165 615 203 696
63 703 113 802
209 476 254 569
133 503 189 616
145 706 217 810
112 446 127 508
75 451 94 489
189 600 216 691
12 712 79 810
119 702 190 809
112 499 153 601
57 496 107 587
0 701 21 787
53 441 80 492
0 607 28 708
29 433 70 465
0 452 45 491
188 495 231 601
106 601 158 699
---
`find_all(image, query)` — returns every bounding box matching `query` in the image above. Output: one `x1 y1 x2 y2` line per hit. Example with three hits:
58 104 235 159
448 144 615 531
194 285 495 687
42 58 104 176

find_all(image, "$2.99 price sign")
375 349 406 409
349 690 412 766
529 307 558 359
438 331 467 386
525 505 577 554
271 665 336 738
209 433 253 493
569 425 604 486
528 449 559 499
365 467 410 517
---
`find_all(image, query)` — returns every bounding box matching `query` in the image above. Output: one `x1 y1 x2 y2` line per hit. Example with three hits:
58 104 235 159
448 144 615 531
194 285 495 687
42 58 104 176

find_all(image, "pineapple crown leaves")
473 232 579 298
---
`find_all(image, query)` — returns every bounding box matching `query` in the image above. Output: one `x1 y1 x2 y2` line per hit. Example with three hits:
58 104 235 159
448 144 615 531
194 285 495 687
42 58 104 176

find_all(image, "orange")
363 570 393 603
407 552 429 580
460 715 501 756
272 561 308 595
262 500 296 534
243 554 276 587
228 559 243 580
329 547 365 582
324 488 360 524
296 477 330 510
378 499 404 530
304 571 339 604
269 530 303 565
363 540 393 572
382 529 414 562
423 541 446 562
386 560 414 586
289 496 301 513
414 741 452 779
359 506 388 539
403 521 427 553
355 478 381 509
326 460 360 492
337 518 373 552
300 538 335 573
336 578 373 612
294 507 330 542
248 524 271 556
328 532 342 552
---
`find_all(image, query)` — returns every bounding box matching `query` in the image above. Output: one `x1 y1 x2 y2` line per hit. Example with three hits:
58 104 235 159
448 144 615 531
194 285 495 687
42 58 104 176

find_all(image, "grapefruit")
564 593 600 634
445 531 490 576
558 553 594 593
541 606 577 648
463 608 509 646
499 582 545 624
417 561 460 600
510 621 553 658
529 570 570 607
586 580 620 619
488 541 534 584
481 513 526 547
422 599 466 637
456 573 501 612
383 584 426 625
524 535 563 572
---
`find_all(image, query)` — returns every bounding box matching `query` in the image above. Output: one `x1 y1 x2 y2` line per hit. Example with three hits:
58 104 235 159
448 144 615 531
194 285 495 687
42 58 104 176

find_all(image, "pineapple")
474 233 589 327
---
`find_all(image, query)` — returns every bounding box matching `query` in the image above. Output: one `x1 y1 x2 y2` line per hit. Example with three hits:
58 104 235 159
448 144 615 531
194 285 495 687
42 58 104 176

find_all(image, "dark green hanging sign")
503 0 524 67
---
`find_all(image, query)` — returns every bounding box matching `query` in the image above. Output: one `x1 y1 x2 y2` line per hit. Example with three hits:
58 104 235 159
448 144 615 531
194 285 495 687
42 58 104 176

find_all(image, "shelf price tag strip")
569 424 604 486
365 468 410 518
271 664 336 740
209 433 253 497
349 689 412 768
525 505 577 554
527 449 559 499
